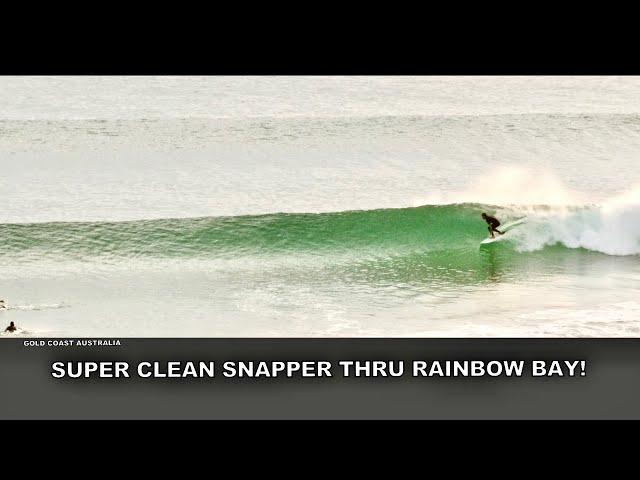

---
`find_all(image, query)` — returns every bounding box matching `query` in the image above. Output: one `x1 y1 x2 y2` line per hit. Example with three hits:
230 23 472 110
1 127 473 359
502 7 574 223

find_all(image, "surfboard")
480 235 502 245
500 217 527 232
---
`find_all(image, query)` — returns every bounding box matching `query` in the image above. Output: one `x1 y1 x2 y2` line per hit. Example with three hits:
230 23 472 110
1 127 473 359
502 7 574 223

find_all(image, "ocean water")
1 76 640 337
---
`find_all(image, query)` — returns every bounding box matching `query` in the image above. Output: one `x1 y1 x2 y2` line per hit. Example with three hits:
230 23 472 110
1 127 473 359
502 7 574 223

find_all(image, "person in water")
0 300 5 310
5 321 16 333
482 212 504 238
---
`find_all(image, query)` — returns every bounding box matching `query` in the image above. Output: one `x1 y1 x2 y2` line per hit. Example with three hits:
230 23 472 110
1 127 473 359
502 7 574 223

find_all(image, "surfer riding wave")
482 213 504 238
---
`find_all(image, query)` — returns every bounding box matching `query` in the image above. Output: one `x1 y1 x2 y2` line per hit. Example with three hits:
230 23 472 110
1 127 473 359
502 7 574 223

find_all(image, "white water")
508 198 640 256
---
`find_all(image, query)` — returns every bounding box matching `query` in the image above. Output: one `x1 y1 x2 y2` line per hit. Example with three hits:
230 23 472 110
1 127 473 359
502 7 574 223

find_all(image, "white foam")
507 185 640 255
3 303 69 311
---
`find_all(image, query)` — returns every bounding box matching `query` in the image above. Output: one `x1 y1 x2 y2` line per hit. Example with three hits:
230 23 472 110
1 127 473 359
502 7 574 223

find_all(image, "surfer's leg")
495 228 504 235
488 226 494 238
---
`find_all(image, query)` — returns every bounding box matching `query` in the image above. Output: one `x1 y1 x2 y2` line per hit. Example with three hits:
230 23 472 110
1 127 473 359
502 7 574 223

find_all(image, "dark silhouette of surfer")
5 321 16 333
482 213 504 238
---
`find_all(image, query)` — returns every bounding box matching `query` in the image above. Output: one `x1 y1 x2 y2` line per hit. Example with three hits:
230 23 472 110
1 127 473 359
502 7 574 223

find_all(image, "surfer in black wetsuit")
482 213 504 238
5 322 16 333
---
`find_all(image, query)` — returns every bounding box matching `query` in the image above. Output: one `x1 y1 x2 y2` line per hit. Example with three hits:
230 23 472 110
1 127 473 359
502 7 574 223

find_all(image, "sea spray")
414 165 584 207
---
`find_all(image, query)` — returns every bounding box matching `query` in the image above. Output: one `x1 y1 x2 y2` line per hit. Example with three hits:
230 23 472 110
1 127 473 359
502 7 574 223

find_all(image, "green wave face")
0 203 615 289
0 204 491 260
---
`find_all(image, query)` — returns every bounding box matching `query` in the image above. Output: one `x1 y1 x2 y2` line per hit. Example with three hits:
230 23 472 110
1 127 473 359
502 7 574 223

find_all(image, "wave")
1 200 639 260
0 204 483 259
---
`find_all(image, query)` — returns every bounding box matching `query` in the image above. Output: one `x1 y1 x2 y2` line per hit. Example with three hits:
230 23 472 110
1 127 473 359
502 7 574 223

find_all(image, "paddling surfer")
5 321 16 333
482 213 504 238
